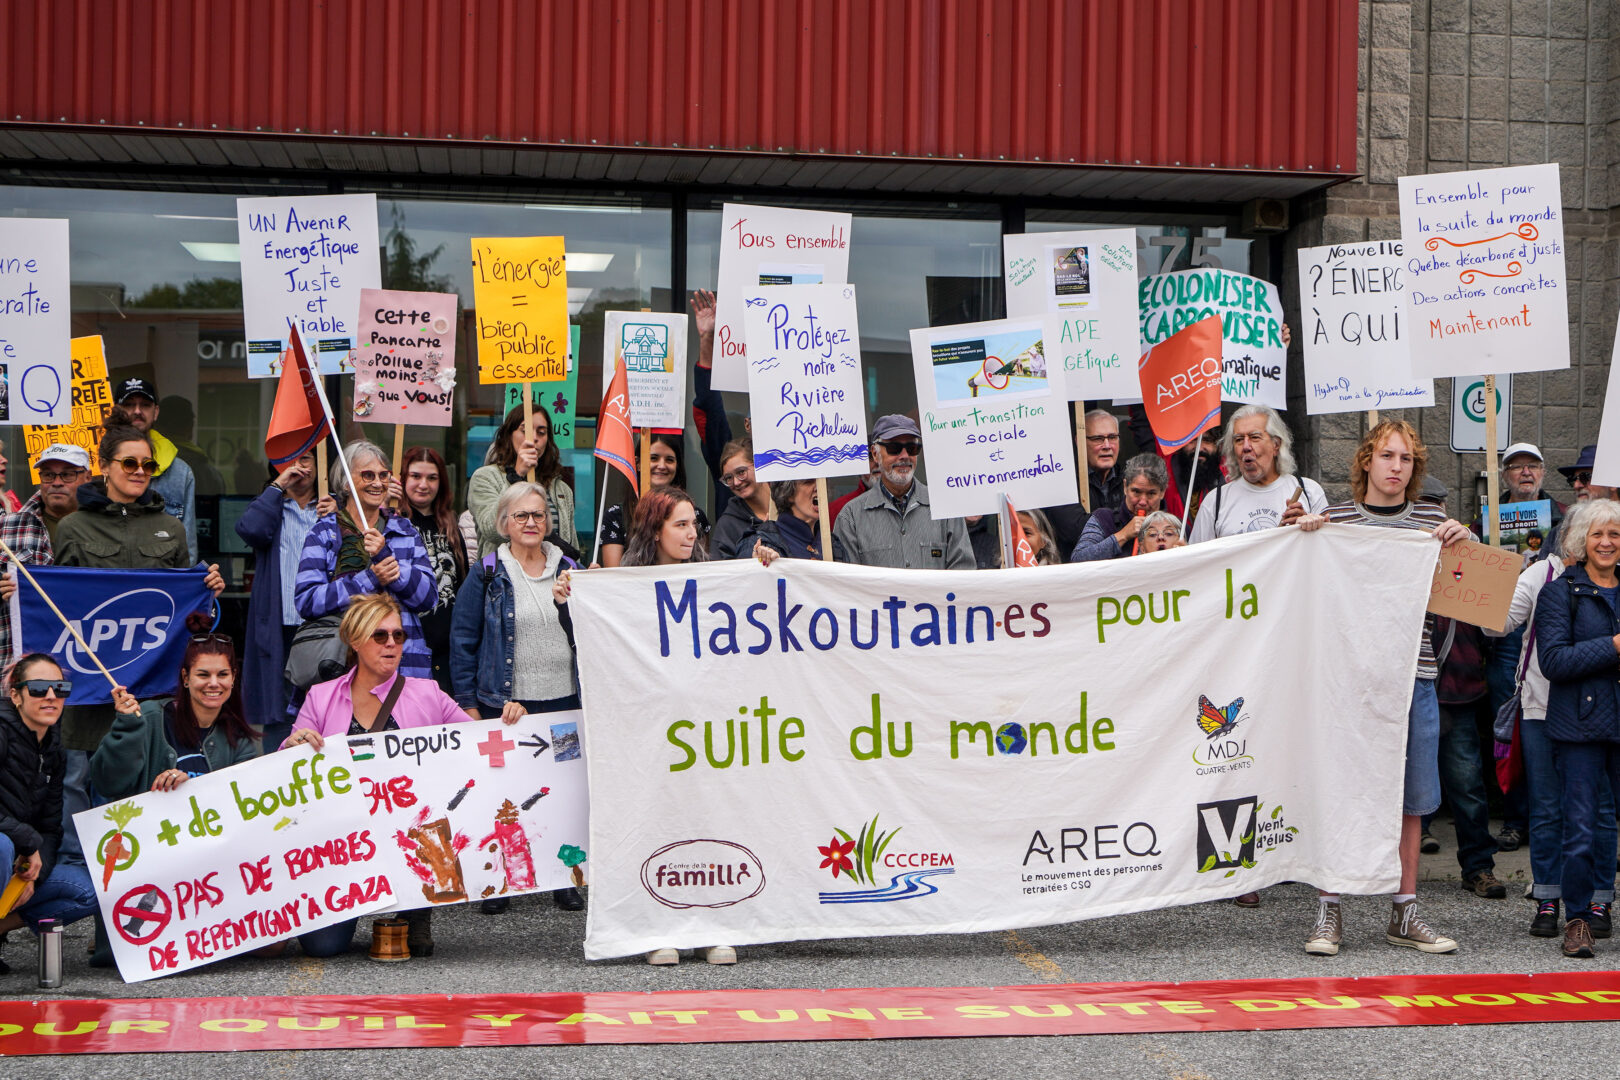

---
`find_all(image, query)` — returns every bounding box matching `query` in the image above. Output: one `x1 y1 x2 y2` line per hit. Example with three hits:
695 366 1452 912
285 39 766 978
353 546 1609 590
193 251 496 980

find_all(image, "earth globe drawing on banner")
995 723 1028 756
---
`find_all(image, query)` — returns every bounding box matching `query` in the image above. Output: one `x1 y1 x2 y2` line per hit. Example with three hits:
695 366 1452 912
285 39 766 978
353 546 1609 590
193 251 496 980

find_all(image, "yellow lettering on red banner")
1514 993 1588 1005
472 1014 526 1028
1010 1005 1070 1018
108 1020 170 1034
1453 994 1516 1006
1297 997 1362 1010
32 1022 98 1036
806 1008 873 1022
1232 999 1296 1012
556 1013 624 1026
1160 1001 1214 1014
199 1019 267 1032
879 1007 932 1021
277 1017 340 1030
737 1009 799 1023
1381 996 1456 1008
955 1005 1009 1019
1580 991 1620 1004
395 1017 446 1029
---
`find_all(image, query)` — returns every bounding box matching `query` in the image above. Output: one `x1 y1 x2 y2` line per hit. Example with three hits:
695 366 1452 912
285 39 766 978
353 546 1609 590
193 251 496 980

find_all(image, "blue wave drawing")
839 353 858 368
752 356 781 372
820 868 955 904
754 444 868 468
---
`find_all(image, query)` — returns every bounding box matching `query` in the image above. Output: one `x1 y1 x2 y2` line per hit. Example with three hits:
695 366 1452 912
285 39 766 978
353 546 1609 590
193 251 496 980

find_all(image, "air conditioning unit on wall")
1242 198 1290 234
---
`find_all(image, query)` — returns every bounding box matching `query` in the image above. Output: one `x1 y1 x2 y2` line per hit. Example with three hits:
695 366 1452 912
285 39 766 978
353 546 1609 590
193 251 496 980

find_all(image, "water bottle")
37 919 63 988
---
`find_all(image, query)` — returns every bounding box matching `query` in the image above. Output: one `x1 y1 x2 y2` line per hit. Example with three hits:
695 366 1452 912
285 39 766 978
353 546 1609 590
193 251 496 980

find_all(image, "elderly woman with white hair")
450 481 583 915
1188 405 1328 543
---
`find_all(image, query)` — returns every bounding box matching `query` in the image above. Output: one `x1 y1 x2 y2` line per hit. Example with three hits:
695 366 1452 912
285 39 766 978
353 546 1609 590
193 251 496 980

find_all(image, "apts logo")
1195 796 1297 879
56 588 177 676
640 839 766 909
817 814 954 904
1191 695 1253 774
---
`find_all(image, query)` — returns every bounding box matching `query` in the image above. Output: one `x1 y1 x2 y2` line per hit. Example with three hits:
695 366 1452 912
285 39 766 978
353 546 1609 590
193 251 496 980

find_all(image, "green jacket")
89 699 260 800
468 464 578 556
53 479 191 570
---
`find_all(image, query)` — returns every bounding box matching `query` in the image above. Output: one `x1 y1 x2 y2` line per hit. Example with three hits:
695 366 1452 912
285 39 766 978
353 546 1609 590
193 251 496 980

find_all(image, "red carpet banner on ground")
6 972 1620 1054
568 527 1436 961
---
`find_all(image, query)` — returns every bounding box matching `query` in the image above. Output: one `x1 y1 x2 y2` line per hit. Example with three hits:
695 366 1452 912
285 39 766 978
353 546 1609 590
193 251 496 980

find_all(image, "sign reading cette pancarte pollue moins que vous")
567 526 1439 960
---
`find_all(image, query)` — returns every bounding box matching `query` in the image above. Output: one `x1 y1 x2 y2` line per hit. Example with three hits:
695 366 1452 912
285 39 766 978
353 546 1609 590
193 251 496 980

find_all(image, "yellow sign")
470 236 569 384
23 335 110 481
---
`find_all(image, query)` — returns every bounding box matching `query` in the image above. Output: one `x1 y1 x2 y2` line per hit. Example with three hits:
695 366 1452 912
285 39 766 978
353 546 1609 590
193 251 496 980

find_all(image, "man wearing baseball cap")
0 442 92 656
831 414 973 570
113 377 197 562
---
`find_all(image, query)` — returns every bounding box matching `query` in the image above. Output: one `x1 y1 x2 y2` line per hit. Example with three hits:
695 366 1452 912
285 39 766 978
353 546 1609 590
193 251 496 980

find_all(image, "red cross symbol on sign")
477 729 517 768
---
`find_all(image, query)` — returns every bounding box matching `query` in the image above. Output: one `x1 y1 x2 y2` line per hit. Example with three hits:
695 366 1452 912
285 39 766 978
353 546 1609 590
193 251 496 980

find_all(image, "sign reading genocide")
236 194 382 377
1003 228 1141 400
1397 162 1568 379
0 217 73 425
23 334 112 479
1138 269 1288 409
1297 242 1432 415
471 236 569 384
602 311 690 432
567 526 1437 960
352 289 458 426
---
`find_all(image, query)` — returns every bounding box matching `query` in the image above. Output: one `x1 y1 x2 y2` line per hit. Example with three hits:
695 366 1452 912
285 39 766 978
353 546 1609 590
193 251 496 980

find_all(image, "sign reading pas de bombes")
471 236 569 385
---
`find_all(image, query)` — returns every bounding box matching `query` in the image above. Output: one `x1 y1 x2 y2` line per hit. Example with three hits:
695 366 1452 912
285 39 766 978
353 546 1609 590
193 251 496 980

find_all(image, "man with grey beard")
833 414 974 570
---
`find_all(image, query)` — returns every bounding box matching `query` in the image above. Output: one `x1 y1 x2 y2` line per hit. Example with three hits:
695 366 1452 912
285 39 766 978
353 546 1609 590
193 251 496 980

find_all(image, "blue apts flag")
9 565 214 705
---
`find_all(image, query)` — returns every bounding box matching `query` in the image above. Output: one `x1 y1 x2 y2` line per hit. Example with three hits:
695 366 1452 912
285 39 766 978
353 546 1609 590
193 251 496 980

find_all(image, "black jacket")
0 700 64 880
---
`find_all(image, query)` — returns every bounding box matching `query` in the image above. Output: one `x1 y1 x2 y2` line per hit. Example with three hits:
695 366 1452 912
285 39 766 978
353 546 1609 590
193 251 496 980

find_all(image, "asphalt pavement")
7 823 1620 1079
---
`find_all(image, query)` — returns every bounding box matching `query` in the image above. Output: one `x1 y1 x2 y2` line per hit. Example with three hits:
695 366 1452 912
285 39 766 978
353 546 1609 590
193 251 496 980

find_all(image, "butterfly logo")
1195 696 1245 740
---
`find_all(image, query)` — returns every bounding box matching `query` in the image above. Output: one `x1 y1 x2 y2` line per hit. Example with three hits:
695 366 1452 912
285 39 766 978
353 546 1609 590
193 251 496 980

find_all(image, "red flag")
265 333 330 470
1136 315 1224 453
595 361 638 496
1004 499 1038 568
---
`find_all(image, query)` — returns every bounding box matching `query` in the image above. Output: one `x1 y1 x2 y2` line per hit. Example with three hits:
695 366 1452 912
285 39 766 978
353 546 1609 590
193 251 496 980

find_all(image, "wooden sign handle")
1483 374 1500 546
523 394 536 483
316 441 329 501
1075 403 1091 513
816 477 833 562
390 424 405 509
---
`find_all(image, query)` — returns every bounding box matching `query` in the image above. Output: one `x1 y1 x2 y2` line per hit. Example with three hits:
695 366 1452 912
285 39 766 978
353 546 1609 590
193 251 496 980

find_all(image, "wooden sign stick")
639 429 653 494
0 537 119 690
523 394 536 483
1483 373 1500 546
316 442 329 502
815 477 834 562
1075 404 1092 513
1367 409 1379 428
390 424 405 508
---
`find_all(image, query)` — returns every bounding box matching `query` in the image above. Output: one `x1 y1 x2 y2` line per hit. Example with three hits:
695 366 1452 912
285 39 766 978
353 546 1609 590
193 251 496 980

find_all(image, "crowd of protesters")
0 291 1613 977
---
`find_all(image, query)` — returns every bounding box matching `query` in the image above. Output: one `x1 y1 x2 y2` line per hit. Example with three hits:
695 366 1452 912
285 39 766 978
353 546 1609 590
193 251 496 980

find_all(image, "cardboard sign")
236 194 381 377
0 217 73 425
1297 242 1433 414
506 325 582 449
907 315 1079 517
1428 537 1520 632
23 334 111 479
72 748 393 982
1397 163 1568 378
345 714 589 910
352 289 458 426
743 283 869 481
471 236 569 384
1003 228 1140 400
1138 269 1287 408
713 204 853 392
602 311 690 431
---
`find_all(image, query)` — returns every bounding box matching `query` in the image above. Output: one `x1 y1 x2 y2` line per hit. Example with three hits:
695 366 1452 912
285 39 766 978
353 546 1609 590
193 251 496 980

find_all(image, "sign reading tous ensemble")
568 527 1438 961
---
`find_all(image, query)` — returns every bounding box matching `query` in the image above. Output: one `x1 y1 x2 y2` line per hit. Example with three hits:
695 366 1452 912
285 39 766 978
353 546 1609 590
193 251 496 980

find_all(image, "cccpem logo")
54 588 177 675
640 839 766 909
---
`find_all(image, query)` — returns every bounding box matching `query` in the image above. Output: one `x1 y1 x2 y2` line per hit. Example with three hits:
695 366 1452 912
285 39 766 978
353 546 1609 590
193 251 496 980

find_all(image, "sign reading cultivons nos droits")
601 311 690 432
0 217 73 425
908 316 1078 517
353 289 458 426
1397 162 1568 378
712 204 852 392
1003 228 1141 400
743 283 869 481
1138 269 1288 409
1297 242 1432 414
566 526 1437 961
237 194 382 377
471 236 570 384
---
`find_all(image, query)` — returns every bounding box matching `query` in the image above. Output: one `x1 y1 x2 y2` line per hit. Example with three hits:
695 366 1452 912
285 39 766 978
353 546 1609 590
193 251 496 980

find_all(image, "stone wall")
1286 0 1615 520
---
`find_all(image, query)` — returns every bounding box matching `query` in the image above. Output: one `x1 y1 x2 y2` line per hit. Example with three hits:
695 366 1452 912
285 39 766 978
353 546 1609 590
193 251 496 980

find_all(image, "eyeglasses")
113 457 159 475
190 633 233 645
1573 471 1594 485
507 510 547 525
18 679 72 699
879 441 922 457
369 629 408 645
1085 434 1120 444
721 466 754 487
37 470 83 484
357 469 391 483
1507 462 1543 473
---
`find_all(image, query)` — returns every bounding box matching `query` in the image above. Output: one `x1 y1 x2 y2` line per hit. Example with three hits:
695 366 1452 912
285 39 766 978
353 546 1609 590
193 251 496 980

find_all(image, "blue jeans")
1523 716 1616 901
1404 679 1442 817
1552 740 1620 918
299 918 359 958
1488 628 1530 832
1436 705 1498 876
0 832 97 931
56 749 90 867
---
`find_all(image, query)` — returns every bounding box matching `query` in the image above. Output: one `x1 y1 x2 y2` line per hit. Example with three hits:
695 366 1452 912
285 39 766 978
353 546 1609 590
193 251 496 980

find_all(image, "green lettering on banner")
505 324 582 448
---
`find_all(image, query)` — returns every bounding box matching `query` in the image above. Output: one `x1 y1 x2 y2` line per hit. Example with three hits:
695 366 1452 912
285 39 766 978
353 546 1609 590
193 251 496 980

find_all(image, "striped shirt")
1323 500 1446 680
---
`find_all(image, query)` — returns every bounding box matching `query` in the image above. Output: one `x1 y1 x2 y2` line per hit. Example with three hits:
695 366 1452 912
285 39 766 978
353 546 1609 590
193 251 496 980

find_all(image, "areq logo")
640 839 766 910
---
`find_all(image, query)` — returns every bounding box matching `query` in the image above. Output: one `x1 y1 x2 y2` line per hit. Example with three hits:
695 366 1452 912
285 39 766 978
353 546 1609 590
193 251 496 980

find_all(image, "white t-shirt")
1189 474 1329 543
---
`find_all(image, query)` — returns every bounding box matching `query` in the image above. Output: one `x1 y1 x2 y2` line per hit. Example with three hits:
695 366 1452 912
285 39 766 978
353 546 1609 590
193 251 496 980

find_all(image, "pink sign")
353 288 458 427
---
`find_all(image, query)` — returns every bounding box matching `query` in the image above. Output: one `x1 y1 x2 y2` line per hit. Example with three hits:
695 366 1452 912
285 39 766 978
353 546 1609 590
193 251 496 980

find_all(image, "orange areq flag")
264 330 330 470
1136 315 1224 453
1003 497 1039 568
594 360 638 496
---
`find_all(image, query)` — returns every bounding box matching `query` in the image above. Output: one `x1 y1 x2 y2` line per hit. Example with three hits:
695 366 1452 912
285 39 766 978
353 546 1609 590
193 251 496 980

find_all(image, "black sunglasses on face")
880 441 921 457
369 629 408 645
18 679 72 698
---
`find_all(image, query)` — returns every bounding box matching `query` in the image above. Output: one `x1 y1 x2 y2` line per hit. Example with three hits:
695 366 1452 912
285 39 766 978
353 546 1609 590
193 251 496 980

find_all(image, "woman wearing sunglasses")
451 482 583 915
293 441 436 684
283 592 483 960
0 654 98 973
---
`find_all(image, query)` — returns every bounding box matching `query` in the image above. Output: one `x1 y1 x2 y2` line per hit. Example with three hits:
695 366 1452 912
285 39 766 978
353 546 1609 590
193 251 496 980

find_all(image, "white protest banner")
353 288 458 425
1397 162 1568 378
568 526 1435 960
713 204 852 392
1138 269 1287 408
742 283 869 481
0 218 72 425
1595 329 1620 488
237 193 382 377
907 316 1078 517
73 748 393 982
1003 228 1140 400
342 714 590 910
601 311 690 431
1298 241 1432 414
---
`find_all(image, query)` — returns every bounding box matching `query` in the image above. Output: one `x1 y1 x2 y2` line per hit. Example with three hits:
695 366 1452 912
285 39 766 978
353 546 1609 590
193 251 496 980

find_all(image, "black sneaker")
1496 825 1524 852
1588 903 1611 939
1530 900 1560 937
1421 828 1440 854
